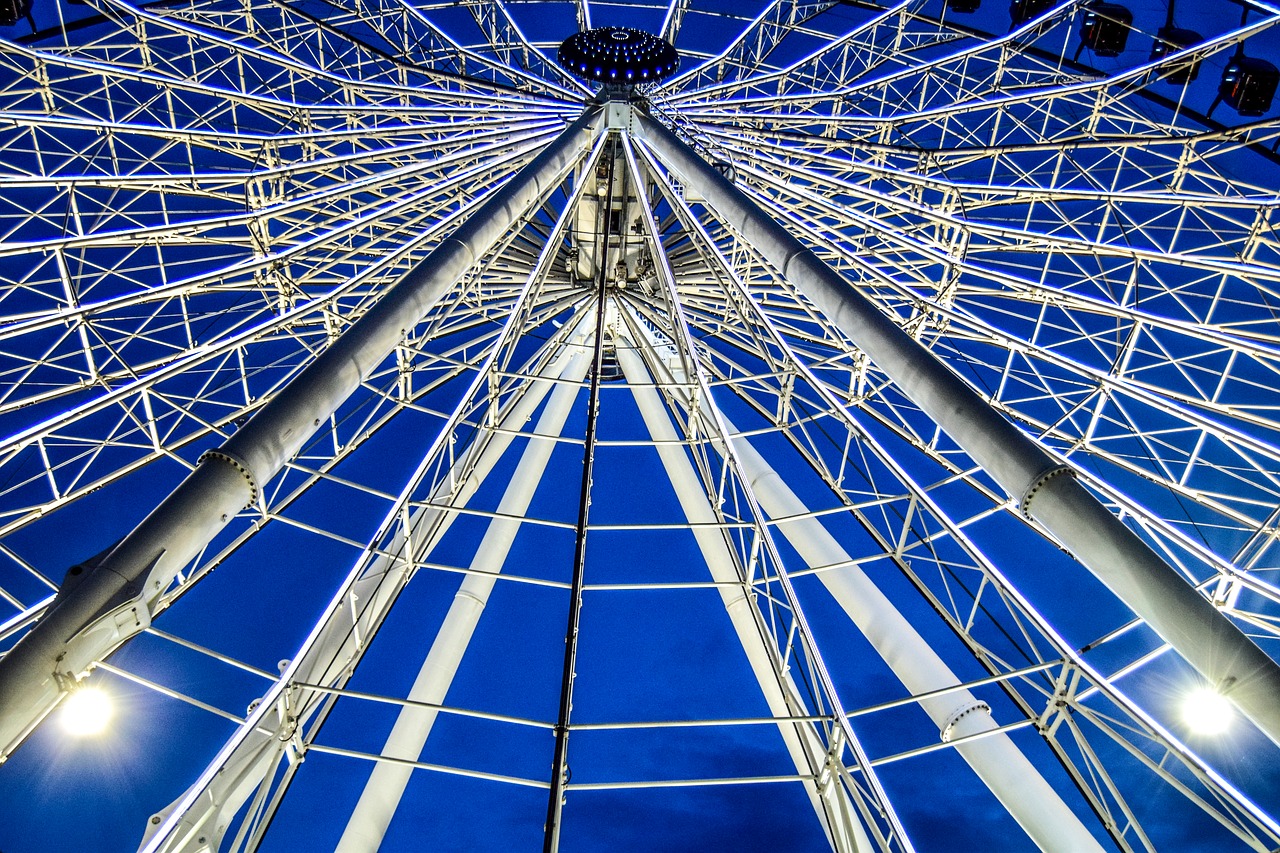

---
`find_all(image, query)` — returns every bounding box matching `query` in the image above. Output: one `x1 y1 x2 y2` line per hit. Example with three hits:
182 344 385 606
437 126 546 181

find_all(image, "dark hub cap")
557 27 679 85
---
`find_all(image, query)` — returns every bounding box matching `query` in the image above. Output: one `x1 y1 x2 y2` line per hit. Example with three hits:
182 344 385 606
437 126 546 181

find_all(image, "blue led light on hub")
558 27 679 85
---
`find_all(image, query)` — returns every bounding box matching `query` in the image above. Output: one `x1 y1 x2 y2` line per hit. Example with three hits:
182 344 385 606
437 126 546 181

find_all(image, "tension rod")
543 131 619 852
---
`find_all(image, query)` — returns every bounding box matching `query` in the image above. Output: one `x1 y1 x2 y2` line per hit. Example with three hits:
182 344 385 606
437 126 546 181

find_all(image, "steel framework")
0 1 1279 851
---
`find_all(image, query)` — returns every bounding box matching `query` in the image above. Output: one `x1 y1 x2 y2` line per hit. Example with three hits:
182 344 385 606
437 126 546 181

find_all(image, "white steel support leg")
0 107 604 763
137 328 593 853
138 140 614 851
336 334 592 853
623 141 1280 847
619 147 1100 843
633 110 1280 746
728 431 1106 852
619 134 909 850
618 339 872 853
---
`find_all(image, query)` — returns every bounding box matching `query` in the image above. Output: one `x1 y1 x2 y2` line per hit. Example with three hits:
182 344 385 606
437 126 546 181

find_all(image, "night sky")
1 1 1279 851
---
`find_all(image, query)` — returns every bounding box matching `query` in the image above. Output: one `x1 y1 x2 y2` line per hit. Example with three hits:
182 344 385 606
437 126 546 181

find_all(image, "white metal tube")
140 331 592 853
0 106 604 763
730 432 1105 852
624 133 1101 843
619 339 872 853
337 336 592 853
633 110 1280 746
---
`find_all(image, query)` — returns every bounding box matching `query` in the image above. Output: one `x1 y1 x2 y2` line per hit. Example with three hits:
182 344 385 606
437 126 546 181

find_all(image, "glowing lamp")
61 685 113 736
1182 686 1232 736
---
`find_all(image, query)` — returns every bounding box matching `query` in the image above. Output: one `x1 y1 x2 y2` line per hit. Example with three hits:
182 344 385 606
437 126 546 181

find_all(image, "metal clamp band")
940 701 991 743
199 449 259 507
1019 464 1074 518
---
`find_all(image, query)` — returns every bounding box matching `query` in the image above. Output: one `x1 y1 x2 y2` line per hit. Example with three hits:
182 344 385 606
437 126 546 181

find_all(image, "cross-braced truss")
0 2 1279 852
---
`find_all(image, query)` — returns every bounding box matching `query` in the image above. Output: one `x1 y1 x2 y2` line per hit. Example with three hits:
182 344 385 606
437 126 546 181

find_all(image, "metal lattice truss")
1 1 1279 852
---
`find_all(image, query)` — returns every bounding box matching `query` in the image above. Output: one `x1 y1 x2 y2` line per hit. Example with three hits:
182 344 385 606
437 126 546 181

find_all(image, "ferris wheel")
0 0 1279 850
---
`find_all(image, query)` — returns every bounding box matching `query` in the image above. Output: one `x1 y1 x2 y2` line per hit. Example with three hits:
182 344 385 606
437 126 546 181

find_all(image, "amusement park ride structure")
0 1 1279 851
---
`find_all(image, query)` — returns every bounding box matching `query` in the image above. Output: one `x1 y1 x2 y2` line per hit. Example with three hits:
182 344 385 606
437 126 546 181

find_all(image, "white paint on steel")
337 335 592 852
729 430 1106 853
618 335 872 853
0 107 605 764
633 110 1280 747
140 336 588 853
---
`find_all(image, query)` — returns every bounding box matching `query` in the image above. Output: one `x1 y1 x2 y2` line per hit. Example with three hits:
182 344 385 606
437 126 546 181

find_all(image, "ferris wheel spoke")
0 110 565 191
733 180 1280 462
466 0 590 98
3 1 1280 849
0 107 602 763
0 38 554 149
688 106 1280 169
721 71 1164 149
0 128 557 452
630 139 1084 851
341 0 583 98
616 269 911 853
52 0 568 109
704 137 1280 360
658 0 689 44
684 27 1279 151
663 0 848 95
719 139 1280 299
166 0 580 104
663 0 965 106
678 25 1058 111
666 7 1007 109
0 119 558 292
728 180 1280 567
82 0 443 96
618 332 904 853
701 124 1278 237
135 170 601 849
635 110 1280 755
0 117 561 261
728 164 1280 401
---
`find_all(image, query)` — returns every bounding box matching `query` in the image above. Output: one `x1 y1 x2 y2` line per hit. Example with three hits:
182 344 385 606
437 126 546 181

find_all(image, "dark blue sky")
1 1 1280 851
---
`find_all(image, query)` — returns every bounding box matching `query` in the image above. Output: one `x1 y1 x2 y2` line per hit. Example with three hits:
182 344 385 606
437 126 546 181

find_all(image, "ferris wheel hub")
557 27 679 85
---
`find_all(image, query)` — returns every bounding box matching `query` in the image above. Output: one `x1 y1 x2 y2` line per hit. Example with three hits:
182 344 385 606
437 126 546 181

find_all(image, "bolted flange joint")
198 448 260 507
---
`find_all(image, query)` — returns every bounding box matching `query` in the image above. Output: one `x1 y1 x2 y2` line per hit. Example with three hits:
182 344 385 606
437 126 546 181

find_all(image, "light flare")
1182 686 1233 736
60 685 113 737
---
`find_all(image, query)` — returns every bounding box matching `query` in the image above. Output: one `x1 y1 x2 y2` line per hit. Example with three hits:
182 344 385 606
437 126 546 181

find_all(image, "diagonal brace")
0 106 604 763
633 107 1280 747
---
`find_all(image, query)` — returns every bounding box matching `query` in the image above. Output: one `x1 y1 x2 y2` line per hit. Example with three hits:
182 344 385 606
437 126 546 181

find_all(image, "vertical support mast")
633 110 1280 746
0 106 604 763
